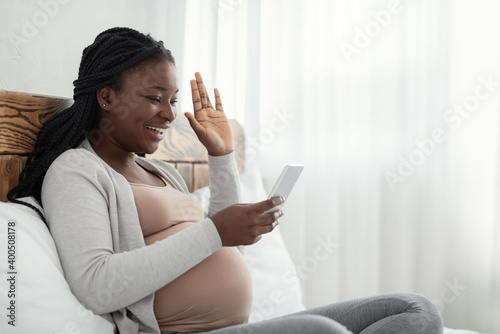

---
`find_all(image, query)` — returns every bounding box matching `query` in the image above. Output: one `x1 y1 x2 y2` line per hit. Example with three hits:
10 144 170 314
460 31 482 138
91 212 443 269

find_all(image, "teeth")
146 126 165 135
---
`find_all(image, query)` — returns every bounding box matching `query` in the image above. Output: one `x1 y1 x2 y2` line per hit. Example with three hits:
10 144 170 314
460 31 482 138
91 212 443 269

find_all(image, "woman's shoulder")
49 146 103 172
43 146 123 200
45 141 113 187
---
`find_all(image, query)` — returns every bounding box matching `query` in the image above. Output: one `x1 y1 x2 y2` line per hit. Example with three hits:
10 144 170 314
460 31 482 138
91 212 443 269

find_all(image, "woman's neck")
89 138 138 175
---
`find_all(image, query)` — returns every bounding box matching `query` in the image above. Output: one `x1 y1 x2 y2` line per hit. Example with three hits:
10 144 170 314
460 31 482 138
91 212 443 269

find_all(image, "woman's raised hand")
185 72 234 156
210 197 285 246
186 72 283 246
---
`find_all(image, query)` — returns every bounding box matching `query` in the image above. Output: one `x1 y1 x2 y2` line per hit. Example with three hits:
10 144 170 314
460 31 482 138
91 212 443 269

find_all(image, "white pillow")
0 197 116 333
239 167 306 321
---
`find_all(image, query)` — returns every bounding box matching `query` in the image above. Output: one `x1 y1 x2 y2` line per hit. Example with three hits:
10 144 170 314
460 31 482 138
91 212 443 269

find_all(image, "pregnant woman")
8 27 443 334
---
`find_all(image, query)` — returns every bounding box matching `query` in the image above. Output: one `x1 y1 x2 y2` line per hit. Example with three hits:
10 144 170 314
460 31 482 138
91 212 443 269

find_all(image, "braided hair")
7 27 174 224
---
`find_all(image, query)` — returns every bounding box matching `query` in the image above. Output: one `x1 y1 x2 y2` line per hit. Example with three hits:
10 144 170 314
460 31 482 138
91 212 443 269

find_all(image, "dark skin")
93 60 283 246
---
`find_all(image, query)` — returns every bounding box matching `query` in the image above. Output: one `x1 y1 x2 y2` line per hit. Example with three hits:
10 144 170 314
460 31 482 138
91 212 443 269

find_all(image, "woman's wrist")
208 149 234 157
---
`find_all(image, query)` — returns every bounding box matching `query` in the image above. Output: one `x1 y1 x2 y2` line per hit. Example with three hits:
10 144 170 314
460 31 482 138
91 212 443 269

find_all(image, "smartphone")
264 164 304 214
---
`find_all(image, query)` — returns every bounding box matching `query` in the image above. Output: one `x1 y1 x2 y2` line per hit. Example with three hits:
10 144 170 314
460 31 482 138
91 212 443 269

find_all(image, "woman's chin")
139 144 160 156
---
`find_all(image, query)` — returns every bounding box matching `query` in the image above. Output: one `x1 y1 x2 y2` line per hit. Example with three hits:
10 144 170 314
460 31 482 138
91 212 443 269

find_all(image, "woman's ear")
96 87 112 110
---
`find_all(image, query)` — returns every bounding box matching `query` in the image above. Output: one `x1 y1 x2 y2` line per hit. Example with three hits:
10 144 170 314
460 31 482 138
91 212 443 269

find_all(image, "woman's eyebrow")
147 86 180 94
147 85 167 91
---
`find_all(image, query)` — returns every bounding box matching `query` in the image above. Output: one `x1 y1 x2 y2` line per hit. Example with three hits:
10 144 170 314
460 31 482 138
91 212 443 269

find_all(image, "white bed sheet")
444 328 490 334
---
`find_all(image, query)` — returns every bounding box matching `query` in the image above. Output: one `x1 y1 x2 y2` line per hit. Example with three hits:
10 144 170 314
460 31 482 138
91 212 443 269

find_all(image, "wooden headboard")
0 90 245 202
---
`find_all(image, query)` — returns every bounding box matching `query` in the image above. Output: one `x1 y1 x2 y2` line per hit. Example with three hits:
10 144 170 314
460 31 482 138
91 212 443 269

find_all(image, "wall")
0 0 181 98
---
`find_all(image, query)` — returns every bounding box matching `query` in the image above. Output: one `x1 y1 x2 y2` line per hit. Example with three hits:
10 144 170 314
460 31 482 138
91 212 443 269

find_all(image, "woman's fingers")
190 79 203 113
251 197 284 226
191 72 224 116
211 200 285 246
255 197 284 214
261 209 283 226
214 88 223 111
194 72 213 110
184 111 205 135
257 217 281 237
196 73 208 109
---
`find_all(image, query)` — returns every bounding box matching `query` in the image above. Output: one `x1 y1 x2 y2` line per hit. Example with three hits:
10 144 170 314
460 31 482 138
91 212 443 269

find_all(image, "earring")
102 103 106 107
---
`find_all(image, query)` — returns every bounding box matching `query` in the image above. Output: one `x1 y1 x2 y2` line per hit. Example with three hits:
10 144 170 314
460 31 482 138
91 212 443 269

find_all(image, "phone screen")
264 164 304 214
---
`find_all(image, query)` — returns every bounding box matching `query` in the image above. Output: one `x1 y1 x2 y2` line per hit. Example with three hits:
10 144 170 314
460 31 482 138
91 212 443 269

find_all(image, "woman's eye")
171 100 178 106
148 96 161 103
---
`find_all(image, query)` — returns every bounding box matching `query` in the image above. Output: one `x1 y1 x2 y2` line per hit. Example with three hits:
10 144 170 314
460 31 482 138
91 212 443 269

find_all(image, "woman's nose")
160 104 176 122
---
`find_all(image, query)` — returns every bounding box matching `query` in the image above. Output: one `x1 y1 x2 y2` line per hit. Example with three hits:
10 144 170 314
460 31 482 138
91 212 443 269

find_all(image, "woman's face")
98 60 178 155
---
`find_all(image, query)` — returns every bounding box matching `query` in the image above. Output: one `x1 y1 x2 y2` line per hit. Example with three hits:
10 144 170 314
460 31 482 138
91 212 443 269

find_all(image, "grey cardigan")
41 138 242 333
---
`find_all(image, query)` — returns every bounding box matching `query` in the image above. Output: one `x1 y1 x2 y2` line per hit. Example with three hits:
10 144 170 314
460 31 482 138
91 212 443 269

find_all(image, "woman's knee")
400 292 441 314
286 315 353 334
395 292 444 333
231 314 352 334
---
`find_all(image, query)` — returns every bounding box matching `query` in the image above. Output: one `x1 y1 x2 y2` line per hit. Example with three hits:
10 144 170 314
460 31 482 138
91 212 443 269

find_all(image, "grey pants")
161 292 443 334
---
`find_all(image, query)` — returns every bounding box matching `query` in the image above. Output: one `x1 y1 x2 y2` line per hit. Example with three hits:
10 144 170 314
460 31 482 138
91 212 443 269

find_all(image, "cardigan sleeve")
206 151 242 216
207 152 244 254
41 149 222 315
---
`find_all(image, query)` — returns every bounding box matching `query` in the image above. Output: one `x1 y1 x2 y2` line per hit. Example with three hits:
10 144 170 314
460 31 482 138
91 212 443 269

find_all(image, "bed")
0 90 485 333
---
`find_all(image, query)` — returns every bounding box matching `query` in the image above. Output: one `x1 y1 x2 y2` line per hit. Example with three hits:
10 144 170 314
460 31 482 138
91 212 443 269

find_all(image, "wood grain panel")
0 155 26 202
149 116 245 173
193 164 209 191
0 90 73 155
151 115 207 163
175 163 193 192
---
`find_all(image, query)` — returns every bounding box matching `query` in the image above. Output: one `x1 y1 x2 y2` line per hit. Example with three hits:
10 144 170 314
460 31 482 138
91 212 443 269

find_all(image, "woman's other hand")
210 197 285 246
185 72 234 156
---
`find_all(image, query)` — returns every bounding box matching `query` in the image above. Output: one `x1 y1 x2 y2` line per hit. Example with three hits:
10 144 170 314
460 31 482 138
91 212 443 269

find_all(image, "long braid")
7 27 174 224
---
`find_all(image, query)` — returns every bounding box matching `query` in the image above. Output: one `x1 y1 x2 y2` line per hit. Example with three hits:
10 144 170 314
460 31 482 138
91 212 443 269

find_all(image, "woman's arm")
206 152 241 217
185 72 283 247
42 149 222 315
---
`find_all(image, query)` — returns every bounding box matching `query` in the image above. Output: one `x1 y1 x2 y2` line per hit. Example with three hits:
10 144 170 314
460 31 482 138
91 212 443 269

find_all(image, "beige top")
130 177 252 332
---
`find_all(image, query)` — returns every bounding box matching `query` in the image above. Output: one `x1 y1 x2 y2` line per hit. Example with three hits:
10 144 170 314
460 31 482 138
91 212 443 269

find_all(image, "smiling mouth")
146 126 166 135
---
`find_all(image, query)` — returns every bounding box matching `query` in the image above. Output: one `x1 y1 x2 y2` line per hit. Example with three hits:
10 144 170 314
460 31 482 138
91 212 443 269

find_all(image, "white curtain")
171 0 500 332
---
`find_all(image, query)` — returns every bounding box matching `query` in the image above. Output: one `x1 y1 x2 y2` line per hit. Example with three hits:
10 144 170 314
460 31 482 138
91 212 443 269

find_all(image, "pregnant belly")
145 222 253 332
